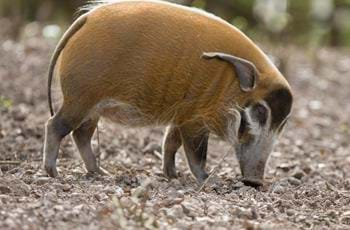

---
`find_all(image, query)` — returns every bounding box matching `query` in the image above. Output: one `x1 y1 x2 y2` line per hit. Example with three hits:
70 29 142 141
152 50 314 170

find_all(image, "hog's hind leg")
43 103 91 177
72 118 108 176
162 125 182 179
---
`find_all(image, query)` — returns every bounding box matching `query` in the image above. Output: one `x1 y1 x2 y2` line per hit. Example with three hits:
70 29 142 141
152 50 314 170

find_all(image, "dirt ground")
0 23 350 230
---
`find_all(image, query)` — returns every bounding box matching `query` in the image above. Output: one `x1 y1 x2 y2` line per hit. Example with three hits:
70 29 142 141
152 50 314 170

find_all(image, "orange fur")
54 1 291 137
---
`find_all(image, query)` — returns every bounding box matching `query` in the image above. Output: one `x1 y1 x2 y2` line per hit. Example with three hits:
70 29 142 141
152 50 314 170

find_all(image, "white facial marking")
245 101 272 141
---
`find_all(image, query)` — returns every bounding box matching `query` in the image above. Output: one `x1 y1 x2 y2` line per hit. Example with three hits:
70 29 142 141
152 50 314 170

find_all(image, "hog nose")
242 177 264 188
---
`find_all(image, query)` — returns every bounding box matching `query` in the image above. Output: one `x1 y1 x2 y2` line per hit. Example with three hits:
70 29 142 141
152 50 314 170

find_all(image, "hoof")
45 164 58 178
242 177 263 188
163 166 177 180
196 172 209 185
87 167 111 177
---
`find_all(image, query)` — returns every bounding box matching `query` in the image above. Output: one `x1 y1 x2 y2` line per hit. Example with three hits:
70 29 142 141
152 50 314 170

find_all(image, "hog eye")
252 103 268 125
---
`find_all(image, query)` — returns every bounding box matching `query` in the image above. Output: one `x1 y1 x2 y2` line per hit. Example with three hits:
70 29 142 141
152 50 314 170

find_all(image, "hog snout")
237 148 269 187
240 162 265 187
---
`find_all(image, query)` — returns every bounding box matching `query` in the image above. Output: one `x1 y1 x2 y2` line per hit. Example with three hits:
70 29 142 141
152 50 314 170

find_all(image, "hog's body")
44 0 292 186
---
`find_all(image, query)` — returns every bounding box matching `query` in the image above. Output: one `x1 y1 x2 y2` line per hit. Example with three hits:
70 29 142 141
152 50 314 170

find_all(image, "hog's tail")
47 14 88 116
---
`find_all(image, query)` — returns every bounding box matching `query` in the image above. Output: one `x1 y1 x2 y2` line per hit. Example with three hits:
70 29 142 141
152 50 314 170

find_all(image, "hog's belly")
95 99 166 127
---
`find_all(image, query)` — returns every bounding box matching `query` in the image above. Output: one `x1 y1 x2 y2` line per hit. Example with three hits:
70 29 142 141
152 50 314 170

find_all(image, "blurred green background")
1 0 350 47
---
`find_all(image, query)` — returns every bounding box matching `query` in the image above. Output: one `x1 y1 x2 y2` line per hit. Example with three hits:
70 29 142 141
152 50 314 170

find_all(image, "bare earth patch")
0 31 350 229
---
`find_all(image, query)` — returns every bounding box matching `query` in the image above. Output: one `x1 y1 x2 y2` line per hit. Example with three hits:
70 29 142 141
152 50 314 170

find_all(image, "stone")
0 185 11 194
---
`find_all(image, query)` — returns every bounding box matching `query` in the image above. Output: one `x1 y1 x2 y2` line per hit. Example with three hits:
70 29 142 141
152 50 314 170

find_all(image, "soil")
0 24 350 229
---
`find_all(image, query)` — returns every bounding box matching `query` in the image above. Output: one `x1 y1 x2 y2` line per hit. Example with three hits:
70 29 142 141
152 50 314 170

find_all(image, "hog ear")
201 52 259 92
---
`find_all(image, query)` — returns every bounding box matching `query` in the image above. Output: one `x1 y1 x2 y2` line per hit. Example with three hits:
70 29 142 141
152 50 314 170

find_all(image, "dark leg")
72 118 107 175
43 104 90 177
179 127 209 184
162 125 182 179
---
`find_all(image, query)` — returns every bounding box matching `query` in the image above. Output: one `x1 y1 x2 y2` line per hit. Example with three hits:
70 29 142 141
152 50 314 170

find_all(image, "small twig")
96 123 101 167
197 147 233 193
0 161 21 165
153 150 162 160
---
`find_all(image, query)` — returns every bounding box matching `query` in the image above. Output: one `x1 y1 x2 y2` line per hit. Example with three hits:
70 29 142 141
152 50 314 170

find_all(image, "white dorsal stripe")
82 0 238 32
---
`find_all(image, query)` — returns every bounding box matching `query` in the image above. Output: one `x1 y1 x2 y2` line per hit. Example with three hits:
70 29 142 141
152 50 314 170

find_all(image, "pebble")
236 207 254 219
0 195 10 204
169 179 182 188
292 170 306 180
120 196 134 208
342 211 350 216
207 203 221 216
23 169 35 175
288 177 301 186
162 197 184 207
52 183 70 192
344 179 350 190
324 199 332 207
4 218 16 228
182 200 205 217
53 205 65 212
34 177 51 185
167 204 185 218
295 214 306 222
44 191 57 201
102 187 114 194
286 209 295 216
326 210 337 219
94 193 108 202
341 216 350 225
233 181 244 189
239 185 255 193
0 185 11 194
131 186 149 200
272 185 285 194
62 184 71 192
115 186 124 197
251 207 259 219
